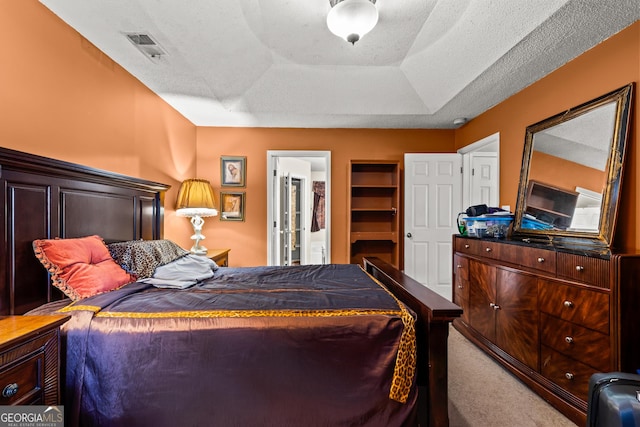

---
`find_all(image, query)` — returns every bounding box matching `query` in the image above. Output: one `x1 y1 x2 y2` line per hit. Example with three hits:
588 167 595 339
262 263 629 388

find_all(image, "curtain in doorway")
311 181 325 232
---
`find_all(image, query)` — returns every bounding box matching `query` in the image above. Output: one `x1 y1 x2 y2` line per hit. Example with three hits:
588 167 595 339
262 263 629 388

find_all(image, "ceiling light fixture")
453 118 468 126
327 0 378 45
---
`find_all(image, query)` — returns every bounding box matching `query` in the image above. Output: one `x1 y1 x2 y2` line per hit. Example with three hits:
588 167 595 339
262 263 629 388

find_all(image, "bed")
0 146 462 426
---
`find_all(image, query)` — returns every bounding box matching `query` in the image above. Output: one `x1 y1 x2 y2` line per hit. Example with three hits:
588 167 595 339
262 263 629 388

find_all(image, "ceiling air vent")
125 32 166 62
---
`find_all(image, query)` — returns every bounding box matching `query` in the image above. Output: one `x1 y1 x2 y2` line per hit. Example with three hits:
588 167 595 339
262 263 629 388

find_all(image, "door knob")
407 233 412 238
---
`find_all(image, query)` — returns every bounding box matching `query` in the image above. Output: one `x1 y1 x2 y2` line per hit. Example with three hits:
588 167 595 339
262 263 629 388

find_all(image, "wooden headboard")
0 147 170 315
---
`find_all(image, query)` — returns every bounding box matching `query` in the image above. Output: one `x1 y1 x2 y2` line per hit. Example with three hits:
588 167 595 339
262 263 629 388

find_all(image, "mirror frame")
513 83 634 248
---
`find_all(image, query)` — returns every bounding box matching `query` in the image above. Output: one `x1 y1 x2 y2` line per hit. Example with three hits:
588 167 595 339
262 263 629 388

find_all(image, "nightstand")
207 248 230 267
0 315 69 405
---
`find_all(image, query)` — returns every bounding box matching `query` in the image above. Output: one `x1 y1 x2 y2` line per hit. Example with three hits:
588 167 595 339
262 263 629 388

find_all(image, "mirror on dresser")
512 83 634 248
452 83 638 426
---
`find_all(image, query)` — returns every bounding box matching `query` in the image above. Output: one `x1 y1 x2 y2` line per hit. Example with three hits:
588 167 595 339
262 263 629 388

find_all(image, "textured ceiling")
39 0 639 129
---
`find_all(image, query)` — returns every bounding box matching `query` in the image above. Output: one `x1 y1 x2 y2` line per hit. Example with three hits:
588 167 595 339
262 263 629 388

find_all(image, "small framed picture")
221 156 246 187
220 192 245 221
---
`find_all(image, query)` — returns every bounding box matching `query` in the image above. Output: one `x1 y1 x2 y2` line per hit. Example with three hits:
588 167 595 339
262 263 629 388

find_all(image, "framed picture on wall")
221 156 246 187
220 191 245 221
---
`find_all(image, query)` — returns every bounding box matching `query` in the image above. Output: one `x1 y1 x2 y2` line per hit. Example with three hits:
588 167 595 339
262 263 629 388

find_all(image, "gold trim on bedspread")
57 272 417 404
361 267 417 404
59 304 102 313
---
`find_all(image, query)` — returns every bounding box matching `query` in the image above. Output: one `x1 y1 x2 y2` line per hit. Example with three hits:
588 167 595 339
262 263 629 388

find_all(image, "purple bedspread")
30 264 417 427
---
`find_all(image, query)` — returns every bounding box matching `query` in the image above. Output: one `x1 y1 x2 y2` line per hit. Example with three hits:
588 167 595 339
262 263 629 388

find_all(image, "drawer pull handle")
576 265 584 272
457 264 462 269
2 383 18 398
565 336 574 344
489 303 500 310
565 373 574 380
464 244 470 249
458 285 464 289
537 257 545 263
485 247 492 252
563 300 574 308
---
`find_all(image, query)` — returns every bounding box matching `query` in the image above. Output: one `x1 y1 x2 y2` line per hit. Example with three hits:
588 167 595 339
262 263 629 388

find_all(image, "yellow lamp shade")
175 179 218 217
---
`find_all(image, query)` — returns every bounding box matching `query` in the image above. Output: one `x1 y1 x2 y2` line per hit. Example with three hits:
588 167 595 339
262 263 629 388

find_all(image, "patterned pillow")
108 239 189 279
33 235 135 301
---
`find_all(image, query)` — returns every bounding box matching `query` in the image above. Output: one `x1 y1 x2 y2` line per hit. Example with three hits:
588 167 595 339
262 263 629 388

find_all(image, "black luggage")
587 372 640 427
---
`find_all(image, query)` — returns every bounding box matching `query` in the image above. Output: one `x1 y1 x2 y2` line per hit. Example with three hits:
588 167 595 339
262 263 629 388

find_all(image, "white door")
272 158 311 266
460 132 500 211
404 153 462 301
470 153 499 207
280 173 294 265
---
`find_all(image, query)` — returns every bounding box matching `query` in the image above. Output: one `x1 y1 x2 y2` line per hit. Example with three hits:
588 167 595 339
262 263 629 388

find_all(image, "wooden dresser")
0 315 69 405
452 235 640 425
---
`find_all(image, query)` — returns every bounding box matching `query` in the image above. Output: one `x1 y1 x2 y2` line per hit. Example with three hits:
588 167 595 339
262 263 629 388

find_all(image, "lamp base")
188 215 210 255
190 246 208 255
189 243 208 255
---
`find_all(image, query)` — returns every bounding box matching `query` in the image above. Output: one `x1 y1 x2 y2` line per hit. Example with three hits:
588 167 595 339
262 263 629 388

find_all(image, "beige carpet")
447 326 578 427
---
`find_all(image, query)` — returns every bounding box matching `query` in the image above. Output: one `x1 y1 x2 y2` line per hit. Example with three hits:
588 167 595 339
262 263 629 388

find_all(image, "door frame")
266 150 331 266
458 132 500 210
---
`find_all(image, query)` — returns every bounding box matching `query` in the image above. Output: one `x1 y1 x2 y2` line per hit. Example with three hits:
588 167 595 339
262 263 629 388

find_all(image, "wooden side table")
0 315 69 405
207 248 230 267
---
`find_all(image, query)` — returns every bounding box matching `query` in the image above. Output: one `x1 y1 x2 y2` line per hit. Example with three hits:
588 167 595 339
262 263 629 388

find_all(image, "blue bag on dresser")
587 372 640 427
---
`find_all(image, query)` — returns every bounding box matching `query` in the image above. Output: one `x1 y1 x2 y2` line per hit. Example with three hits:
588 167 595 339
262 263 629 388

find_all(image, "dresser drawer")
540 313 610 372
542 346 594 401
539 279 609 334
455 237 480 255
455 237 509 262
454 254 469 280
516 245 556 275
557 253 610 288
476 240 510 261
453 255 469 324
0 353 43 405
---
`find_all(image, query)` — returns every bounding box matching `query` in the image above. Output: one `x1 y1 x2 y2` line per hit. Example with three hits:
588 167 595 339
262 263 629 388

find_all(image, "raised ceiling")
39 0 639 129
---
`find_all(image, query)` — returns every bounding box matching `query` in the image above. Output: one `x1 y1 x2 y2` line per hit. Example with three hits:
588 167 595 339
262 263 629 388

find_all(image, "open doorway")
459 132 500 210
403 133 499 301
267 151 331 266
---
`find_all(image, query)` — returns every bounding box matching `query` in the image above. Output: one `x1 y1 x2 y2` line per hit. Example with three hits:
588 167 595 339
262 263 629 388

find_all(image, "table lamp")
175 179 218 254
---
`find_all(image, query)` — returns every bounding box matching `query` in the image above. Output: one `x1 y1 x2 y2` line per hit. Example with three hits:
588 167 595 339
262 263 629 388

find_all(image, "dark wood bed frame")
0 146 462 427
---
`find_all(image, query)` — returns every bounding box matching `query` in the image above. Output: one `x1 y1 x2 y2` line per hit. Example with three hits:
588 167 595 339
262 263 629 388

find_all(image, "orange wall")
0 1 197 246
3 2 639 259
456 22 640 250
196 128 454 266
530 151 606 194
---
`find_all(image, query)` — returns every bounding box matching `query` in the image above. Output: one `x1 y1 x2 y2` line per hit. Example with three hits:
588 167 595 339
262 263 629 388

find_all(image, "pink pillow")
33 235 135 301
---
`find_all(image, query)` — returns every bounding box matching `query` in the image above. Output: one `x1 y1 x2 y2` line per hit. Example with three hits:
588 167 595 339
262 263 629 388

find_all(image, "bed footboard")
363 257 462 427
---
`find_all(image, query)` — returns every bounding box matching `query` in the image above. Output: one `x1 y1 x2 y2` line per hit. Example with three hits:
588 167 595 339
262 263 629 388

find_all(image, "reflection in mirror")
525 101 615 231
513 83 633 247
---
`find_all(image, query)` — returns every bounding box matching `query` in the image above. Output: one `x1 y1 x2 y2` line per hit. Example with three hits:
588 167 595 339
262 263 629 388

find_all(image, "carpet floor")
447 326 578 427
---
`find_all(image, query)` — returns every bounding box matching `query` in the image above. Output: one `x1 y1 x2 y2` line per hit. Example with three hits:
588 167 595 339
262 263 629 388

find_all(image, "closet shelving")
349 161 400 268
